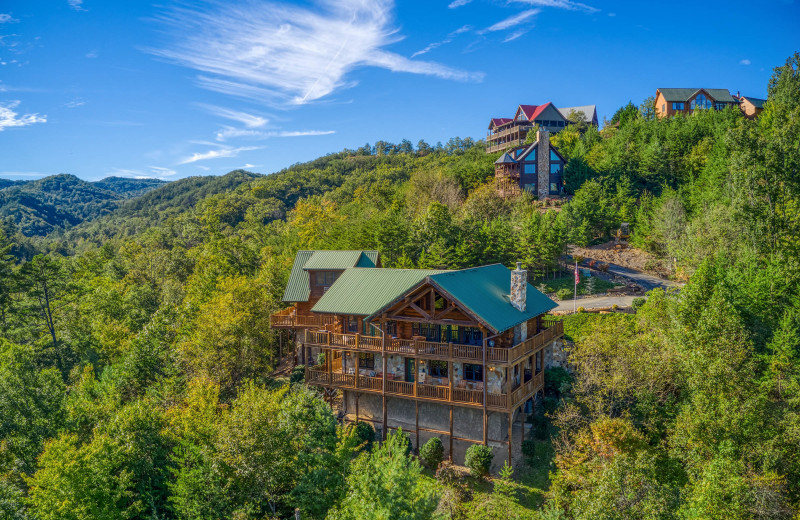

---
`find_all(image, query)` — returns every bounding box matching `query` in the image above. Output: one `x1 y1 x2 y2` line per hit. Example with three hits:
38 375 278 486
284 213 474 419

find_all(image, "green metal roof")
282 250 379 302
311 268 448 315
658 88 736 103
427 264 557 334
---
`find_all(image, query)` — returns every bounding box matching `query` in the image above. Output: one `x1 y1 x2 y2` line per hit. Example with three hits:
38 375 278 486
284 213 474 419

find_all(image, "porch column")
508 411 513 467
381 315 388 441
449 405 454 461
482 328 488 446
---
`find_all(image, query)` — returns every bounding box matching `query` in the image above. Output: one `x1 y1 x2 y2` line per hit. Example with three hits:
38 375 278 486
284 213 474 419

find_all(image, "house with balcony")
494 129 566 199
269 250 380 333
486 102 597 154
271 254 564 467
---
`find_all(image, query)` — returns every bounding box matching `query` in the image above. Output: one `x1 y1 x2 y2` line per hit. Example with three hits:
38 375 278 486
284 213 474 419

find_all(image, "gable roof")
558 105 597 123
427 264 556 333
657 88 736 103
489 117 513 129
741 96 766 109
311 268 448 315
283 250 379 302
494 152 517 164
516 103 559 122
356 264 557 334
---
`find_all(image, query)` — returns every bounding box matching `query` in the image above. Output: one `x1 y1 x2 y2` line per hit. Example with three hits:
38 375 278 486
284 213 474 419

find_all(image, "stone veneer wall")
537 130 551 199
544 338 569 369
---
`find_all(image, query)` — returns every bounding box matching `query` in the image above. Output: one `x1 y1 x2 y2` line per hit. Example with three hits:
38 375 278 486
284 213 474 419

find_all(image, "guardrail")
304 321 564 366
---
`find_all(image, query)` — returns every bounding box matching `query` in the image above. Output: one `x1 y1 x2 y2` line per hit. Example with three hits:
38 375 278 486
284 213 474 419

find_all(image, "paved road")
604 263 681 291
553 295 637 312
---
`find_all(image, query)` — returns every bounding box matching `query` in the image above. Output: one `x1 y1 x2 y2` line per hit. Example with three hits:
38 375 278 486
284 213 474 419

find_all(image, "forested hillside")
0 174 166 237
0 53 799 519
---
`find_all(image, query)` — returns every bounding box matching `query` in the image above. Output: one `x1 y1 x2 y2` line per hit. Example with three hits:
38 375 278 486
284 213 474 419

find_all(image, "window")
315 271 337 286
516 113 526 121
347 316 359 333
662 104 666 113
715 103 727 110
358 352 375 369
523 163 537 174
463 363 483 382
672 102 685 110
550 183 558 193
362 321 379 336
386 320 397 337
429 360 448 377
550 163 562 174
691 94 712 110
461 327 483 346
558 120 565 127
550 150 560 161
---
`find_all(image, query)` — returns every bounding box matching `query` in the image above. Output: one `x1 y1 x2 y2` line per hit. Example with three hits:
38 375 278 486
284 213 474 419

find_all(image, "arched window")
691 94 712 110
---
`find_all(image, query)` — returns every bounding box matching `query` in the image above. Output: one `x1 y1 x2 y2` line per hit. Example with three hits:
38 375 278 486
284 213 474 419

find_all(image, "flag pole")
573 260 578 313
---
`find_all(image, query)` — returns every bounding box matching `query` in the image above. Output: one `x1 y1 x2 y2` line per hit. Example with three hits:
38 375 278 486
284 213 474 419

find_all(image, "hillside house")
736 95 766 118
654 88 739 117
494 129 566 199
270 254 564 466
486 103 597 153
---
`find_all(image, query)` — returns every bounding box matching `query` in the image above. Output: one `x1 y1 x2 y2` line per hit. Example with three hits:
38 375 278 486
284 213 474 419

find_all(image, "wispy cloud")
448 0 472 7
481 9 539 33
512 0 598 13
411 25 471 58
215 126 335 142
0 171 48 178
0 101 46 131
64 99 85 108
740 59 751 65
68 0 86 12
0 14 19 23
197 103 269 128
503 30 527 42
179 145 263 165
152 0 482 106
85 50 98 58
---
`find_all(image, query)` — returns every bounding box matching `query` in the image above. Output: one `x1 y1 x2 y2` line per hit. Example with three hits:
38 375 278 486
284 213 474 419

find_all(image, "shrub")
544 367 572 397
394 429 413 457
521 439 536 460
631 297 646 310
352 421 375 452
465 444 493 478
556 288 573 301
577 306 585 313
611 303 619 310
419 437 444 470
289 365 305 384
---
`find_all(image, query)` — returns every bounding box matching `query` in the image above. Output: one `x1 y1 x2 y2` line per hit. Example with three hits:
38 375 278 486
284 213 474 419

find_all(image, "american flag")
574 263 580 284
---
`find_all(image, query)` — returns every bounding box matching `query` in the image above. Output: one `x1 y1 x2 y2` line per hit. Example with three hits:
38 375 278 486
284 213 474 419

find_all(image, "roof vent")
511 262 527 312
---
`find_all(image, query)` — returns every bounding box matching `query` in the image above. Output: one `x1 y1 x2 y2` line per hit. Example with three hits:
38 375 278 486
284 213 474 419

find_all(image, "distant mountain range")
0 175 168 236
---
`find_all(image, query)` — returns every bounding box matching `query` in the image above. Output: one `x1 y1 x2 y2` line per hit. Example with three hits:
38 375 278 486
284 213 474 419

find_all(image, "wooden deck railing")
309 365 542 411
303 320 564 366
269 308 337 329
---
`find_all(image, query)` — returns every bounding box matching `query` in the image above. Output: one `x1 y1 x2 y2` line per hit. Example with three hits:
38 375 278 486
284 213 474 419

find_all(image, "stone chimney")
536 129 550 199
510 262 527 312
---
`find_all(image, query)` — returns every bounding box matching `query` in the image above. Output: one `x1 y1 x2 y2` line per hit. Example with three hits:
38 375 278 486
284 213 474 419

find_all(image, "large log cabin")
271 252 564 467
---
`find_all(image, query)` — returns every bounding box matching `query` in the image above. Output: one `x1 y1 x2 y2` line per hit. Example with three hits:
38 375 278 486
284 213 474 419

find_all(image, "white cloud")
85 50 98 58
482 9 539 33
411 25 471 58
149 166 178 177
64 99 85 108
0 14 18 23
68 0 86 11
448 0 472 7
740 59 751 65
215 126 335 142
503 30 527 42
197 103 269 128
0 101 46 131
511 0 598 13
179 145 263 165
152 0 482 106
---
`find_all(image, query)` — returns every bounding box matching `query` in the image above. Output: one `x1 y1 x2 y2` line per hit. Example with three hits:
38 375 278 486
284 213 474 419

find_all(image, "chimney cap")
515 261 523 271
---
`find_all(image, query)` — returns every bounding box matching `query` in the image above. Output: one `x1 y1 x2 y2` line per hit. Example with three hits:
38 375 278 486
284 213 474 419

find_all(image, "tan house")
655 88 738 118
737 95 766 118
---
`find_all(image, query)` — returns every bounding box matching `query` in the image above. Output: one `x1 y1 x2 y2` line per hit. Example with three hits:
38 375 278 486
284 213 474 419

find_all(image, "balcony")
269 307 338 329
304 320 563 366
306 364 544 411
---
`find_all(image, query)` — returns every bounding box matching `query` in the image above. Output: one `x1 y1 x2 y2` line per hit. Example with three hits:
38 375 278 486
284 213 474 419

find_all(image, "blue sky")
1 0 797 181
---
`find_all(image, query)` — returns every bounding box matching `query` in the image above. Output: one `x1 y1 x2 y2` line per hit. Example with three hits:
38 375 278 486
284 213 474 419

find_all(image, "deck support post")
508 411 513 467
381 315 388 441
449 405 454 461
415 401 420 454
482 329 488 446
355 393 359 424
521 409 525 444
